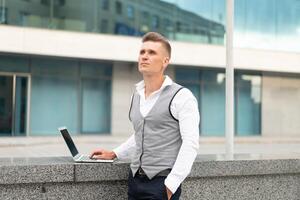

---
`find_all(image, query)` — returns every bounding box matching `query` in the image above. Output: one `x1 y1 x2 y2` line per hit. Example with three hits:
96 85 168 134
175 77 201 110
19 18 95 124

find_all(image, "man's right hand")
89 149 117 160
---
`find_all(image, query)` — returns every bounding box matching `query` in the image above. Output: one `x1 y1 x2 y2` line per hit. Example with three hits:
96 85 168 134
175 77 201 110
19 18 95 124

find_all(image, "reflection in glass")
0 76 13 135
29 57 112 135
80 61 112 134
235 0 300 52
3 0 225 45
30 58 79 135
176 68 262 136
3 0 300 51
201 71 225 136
81 79 111 134
14 76 28 136
235 73 261 136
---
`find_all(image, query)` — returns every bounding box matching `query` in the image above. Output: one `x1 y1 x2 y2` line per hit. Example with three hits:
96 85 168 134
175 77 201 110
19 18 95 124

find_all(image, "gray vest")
129 83 184 179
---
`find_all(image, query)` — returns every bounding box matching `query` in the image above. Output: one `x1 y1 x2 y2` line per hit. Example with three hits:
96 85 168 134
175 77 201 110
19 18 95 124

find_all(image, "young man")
90 32 199 200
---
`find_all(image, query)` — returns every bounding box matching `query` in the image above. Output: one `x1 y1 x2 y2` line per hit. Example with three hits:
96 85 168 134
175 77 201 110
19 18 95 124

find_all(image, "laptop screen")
59 128 79 157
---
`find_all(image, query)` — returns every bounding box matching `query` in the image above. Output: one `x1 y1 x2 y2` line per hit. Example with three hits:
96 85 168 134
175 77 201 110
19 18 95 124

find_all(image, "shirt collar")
135 75 173 93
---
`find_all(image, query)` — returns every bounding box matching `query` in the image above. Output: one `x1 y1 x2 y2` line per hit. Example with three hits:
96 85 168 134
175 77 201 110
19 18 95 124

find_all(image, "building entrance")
0 73 30 136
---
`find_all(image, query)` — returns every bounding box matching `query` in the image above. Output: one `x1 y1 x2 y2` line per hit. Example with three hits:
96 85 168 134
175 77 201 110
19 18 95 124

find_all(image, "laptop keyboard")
77 154 113 162
80 155 93 161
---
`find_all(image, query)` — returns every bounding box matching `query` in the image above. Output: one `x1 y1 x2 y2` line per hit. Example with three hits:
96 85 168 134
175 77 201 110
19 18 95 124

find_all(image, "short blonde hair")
142 32 171 58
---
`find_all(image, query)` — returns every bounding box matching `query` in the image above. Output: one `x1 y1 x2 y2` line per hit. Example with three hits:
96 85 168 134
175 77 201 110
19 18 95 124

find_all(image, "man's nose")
141 54 148 60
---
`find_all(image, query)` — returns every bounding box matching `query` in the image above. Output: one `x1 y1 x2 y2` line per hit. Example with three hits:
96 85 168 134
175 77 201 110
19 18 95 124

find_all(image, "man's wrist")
111 151 117 159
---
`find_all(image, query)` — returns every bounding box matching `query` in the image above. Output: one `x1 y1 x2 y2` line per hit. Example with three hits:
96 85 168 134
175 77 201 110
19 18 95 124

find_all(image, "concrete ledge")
190 158 300 178
0 155 299 199
0 157 74 184
75 162 130 182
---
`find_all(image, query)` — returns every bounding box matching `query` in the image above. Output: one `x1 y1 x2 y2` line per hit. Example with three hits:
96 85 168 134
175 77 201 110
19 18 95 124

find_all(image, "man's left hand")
166 187 172 200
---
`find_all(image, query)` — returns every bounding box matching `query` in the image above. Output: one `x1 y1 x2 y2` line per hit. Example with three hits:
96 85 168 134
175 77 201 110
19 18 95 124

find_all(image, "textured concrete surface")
182 174 300 200
0 156 300 199
0 182 128 200
75 162 130 182
0 157 74 184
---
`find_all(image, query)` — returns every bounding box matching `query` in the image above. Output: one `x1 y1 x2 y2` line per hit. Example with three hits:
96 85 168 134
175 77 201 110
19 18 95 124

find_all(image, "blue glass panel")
201 71 225 136
30 58 79 135
81 61 112 77
81 79 111 133
14 76 28 136
0 76 13 135
235 73 261 136
235 0 300 52
3 0 225 45
175 68 201 82
80 61 112 134
176 68 225 136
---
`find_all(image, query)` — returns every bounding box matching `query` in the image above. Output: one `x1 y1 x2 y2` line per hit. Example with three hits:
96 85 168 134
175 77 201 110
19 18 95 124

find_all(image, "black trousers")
128 170 181 200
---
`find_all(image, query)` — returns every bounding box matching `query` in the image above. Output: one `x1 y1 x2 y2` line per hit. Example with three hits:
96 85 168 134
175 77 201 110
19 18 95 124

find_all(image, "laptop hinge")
74 154 81 160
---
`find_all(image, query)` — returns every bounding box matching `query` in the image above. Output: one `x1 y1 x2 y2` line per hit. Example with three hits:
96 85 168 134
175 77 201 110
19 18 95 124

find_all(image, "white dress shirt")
113 75 200 194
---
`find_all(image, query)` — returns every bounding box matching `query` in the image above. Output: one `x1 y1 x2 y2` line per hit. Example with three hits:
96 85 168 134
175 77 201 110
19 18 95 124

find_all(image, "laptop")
58 127 114 163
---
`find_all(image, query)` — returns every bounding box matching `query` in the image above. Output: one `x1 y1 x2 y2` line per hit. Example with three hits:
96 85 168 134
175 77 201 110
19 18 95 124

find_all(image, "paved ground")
1 135 300 159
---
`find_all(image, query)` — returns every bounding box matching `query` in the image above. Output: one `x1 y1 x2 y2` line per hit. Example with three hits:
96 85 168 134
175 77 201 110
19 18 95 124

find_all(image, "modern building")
0 0 299 138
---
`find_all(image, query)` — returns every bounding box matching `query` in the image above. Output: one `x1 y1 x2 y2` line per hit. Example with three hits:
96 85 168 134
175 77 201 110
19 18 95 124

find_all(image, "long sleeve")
113 134 136 161
164 88 200 194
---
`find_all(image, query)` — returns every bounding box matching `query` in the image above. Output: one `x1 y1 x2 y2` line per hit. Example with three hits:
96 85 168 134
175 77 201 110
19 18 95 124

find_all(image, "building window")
163 18 172 31
29 57 112 135
175 67 262 136
116 1 122 15
0 98 4 116
57 0 65 6
80 61 112 134
40 0 50 6
100 19 109 33
0 7 7 24
101 0 109 11
176 21 181 32
19 11 29 26
127 4 134 20
235 72 261 136
40 0 65 6
151 15 159 29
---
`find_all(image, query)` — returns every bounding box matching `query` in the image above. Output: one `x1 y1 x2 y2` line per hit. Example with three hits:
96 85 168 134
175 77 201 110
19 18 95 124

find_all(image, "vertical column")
12 75 16 135
111 62 140 136
225 0 234 160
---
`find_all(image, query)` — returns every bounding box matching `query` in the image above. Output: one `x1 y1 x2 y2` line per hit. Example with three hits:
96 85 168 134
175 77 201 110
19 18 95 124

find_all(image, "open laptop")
58 127 114 163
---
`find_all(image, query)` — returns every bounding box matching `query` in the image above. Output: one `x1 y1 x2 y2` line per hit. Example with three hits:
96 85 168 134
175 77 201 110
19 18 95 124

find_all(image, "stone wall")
0 156 299 199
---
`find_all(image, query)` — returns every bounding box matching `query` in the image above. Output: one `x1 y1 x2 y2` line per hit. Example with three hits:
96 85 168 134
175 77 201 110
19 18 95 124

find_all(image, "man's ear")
163 57 170 70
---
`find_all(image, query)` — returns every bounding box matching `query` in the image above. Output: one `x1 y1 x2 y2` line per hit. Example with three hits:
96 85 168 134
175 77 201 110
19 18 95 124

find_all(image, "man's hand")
166 187 172 200
89 149 116 160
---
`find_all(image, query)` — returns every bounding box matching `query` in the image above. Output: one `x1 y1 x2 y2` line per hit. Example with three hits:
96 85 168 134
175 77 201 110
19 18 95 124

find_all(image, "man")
90 32 199 200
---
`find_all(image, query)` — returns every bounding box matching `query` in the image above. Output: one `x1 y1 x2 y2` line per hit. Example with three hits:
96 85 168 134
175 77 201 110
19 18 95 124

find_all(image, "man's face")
138 41 170 76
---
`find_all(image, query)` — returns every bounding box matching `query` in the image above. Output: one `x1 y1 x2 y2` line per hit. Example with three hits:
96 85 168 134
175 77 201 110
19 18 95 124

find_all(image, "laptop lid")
58 127 79 157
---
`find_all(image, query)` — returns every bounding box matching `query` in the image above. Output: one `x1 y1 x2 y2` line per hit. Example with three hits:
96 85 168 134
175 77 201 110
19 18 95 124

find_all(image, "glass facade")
14 76 28 135
0 76 13 135
0 75 28 136
0 53 299 137
235 0 300 52
0 55 29 136
1 0 225 45
235 72 261 136
0 54 112 135
1 0 299 52
175 67 262 136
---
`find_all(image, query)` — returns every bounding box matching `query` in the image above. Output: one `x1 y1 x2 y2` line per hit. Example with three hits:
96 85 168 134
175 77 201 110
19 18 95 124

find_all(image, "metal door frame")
0 72 31 136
